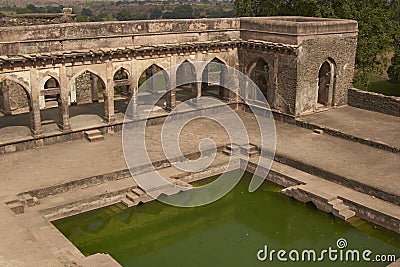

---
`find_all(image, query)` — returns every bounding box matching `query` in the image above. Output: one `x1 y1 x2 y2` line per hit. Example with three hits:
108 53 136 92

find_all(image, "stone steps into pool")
328 199 356 221
258 160 400 233
25 177 138 219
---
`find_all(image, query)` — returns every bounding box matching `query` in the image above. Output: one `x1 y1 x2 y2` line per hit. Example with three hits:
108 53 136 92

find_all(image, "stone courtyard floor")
0 109 398 199
0 107 399 266
297 106 400 151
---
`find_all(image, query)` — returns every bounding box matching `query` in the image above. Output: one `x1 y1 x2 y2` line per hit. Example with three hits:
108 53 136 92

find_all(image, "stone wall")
348 88 400 117
0 13 76 27
239 48 298 114
75 71 92 105
295 35 358 115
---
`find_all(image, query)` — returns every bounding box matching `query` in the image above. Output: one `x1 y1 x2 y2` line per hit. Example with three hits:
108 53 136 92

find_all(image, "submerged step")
121 198 135 208
339 209 356 221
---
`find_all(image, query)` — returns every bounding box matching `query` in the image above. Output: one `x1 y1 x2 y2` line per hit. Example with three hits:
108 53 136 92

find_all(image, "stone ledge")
348 88 400 117
295 119 400 153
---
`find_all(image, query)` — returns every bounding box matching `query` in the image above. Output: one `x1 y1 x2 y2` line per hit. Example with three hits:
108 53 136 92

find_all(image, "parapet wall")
0 18 241 55
348 88 400 117
240 16 358 45
0 17 357 56
0 13 76 27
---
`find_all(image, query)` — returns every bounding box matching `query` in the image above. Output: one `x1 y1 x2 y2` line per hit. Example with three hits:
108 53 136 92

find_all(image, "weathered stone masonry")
0 16 358 136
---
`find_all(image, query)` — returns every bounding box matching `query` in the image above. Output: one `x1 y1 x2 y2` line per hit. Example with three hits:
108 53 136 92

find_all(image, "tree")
233 0 396 86
81 8 93 17
173 4 194 19
115 10 133 21
149 7 162 20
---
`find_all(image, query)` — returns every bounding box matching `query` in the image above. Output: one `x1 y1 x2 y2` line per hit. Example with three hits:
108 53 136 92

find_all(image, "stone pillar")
226 68 240 104
166 75 176 111
104 62 115 123
91 75 99 102
58 65 71 131
1 82 11 114
29 68 41 136
196 79 202 98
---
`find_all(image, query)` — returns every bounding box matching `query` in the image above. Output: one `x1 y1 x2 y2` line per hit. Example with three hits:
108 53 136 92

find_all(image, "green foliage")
81 8 93 17
172 4 194 19
149 7 162 20
233 0 398 86
114 10 146 21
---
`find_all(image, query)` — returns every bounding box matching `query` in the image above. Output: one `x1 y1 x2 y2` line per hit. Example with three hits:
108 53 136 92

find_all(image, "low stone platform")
296 106 400 153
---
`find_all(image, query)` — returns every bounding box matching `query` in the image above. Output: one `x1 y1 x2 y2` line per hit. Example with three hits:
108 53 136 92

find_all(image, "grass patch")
355 76 400 97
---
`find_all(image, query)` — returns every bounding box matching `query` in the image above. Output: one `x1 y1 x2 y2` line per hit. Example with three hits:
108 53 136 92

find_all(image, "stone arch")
137 64 169 110
67 70 107 121
39 71 59 85
317 58 336 109
113 67 131 97
176 60 197 103
38 75 63 128
41 76 60 109
201 57 228 100
70 70 106 105
248 57 274 105
0 76 35 136
0 76 32 115
138 64 169 93
113 67 132 115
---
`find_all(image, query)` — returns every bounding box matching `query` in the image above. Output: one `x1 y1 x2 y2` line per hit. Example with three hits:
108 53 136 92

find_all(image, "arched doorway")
249 58 273 104
40 76 62 129
114 68 130 97
138 64 168 109
113 68 131 114
0 79 30 115
72 70 105 105
0 78 34 140
317 59 336 109
69 71 106 120
176 60 197 103
202 58 227 100
43 77 60 108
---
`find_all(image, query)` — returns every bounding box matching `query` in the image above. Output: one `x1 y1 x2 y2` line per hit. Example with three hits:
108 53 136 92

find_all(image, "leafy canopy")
234 0 399 85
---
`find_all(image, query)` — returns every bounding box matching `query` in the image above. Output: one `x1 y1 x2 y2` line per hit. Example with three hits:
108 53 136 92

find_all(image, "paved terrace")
0 110 398 200
0 109 399 267
297 106 400 152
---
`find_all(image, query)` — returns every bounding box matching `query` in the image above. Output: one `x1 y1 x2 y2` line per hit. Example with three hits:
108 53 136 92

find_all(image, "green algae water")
53 172 400 266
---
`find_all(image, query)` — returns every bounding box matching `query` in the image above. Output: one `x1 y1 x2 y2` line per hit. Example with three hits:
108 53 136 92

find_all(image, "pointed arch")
201 57 228 100
0 76 32 115
0 76 34 137
317 58 336 109
70 70 106 105
249 57 274 105
113 67 131 97
138 64 169 93
176 60 197 103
